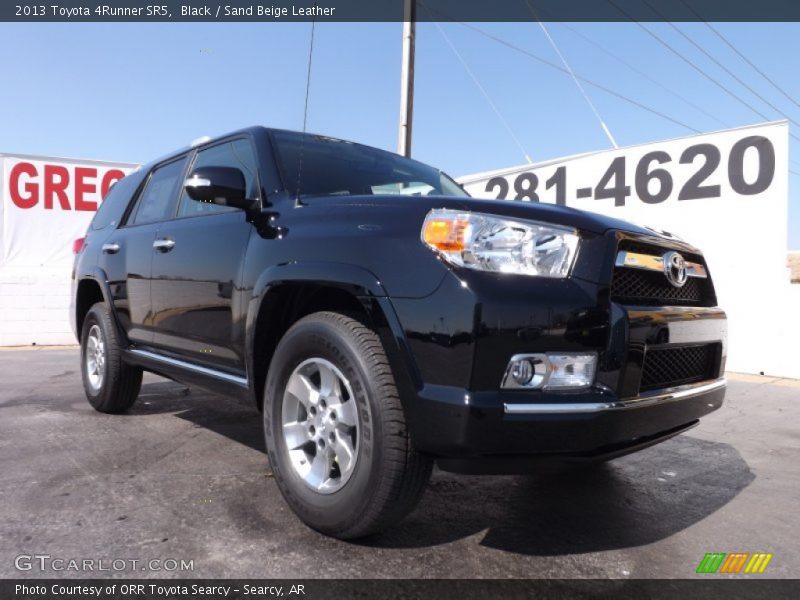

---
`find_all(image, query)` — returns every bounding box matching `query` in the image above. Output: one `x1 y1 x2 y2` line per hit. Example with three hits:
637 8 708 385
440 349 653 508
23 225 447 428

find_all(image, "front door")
149 138 258 374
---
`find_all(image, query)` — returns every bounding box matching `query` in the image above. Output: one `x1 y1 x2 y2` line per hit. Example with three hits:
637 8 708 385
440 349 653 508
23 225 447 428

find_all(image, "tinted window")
90 170 144 230
176 139 258 218
271 131 468 199
131 158 187 225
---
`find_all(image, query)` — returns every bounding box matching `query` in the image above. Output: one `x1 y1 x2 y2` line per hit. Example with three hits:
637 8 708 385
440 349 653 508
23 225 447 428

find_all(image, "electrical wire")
678 0 800 112
417 0 704 132
449 19 704 134
606 0 774 123
536 21 619 148
557 22 729 129
433 21 534 163
526 1 618 148
642 0 800 132
608 0 800 147
422 1 795 172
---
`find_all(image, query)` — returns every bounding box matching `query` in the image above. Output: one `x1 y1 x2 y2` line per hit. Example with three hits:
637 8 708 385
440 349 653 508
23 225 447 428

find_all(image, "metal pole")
397 0 416 157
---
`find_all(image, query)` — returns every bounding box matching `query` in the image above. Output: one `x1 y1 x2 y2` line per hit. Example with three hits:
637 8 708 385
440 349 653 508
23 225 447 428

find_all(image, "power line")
443 19 800 175
449 20 704 134
536 20 619 148
678 0 800 112
433 22 534 164
606 0 774 123
424 6 800 178
557 22 730 129
527 1 618 148
642 0 800 131
608 0 800 146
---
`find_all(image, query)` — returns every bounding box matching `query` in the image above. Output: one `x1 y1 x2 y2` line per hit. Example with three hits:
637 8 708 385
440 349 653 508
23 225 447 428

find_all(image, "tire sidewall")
80 307 108 407
264 317 383 532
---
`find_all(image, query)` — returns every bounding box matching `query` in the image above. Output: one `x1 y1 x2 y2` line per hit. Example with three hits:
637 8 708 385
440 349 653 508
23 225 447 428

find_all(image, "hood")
305 194 664 238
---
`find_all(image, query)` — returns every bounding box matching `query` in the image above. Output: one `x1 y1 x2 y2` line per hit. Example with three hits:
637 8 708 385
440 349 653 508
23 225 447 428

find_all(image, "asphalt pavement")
0 347 797 579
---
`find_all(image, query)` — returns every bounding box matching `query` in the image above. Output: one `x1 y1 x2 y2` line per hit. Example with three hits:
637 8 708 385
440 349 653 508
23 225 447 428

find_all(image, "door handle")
101 243 120 254
153 239 176 252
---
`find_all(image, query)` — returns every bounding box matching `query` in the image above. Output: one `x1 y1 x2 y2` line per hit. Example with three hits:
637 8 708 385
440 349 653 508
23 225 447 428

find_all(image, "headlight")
421 209 579 278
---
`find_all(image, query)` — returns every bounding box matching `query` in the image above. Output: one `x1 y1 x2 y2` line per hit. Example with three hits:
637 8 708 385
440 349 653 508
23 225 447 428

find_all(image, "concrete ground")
0 347 797 579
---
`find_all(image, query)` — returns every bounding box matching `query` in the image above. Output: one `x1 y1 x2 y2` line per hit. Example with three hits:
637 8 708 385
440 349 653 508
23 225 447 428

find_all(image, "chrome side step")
128 348 248 387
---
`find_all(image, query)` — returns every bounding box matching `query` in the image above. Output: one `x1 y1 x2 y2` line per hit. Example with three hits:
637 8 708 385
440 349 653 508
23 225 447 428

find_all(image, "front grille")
640 344 718 392
611 267 709 304
610 240 715 306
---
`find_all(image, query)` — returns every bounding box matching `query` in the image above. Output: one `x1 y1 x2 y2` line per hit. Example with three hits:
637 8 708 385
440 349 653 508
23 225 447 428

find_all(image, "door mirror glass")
184 166 256 210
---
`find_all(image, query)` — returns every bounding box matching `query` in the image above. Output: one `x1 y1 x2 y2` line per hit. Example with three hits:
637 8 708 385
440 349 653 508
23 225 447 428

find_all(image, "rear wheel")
263 311 432 539
80 302 142 413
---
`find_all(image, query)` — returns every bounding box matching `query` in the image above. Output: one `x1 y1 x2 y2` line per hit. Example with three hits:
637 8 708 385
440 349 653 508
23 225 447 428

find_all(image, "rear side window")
131 157 187 225
90 170 144 230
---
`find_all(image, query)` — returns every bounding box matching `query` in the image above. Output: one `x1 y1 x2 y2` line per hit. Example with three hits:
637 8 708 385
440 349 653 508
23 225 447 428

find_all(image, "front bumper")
409 378 725 466
388 230 727 469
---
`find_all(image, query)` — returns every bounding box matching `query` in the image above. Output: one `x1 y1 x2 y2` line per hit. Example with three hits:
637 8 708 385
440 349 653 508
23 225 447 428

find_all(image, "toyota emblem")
663 251 688 288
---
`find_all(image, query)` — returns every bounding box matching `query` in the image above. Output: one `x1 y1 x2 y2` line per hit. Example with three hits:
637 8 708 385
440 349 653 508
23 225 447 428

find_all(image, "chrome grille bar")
615 250 707 279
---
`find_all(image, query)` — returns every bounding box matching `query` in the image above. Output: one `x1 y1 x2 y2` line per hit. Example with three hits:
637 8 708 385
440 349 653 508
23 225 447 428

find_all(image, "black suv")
71 127 727 539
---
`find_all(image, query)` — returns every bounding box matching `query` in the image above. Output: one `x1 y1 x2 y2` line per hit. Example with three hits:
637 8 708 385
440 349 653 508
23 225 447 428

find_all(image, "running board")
127 348 248 387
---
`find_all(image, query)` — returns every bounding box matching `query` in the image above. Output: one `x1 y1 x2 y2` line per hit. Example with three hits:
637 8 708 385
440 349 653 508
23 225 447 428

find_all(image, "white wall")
0 153 137 346
459 122 799 380
0 266 74 345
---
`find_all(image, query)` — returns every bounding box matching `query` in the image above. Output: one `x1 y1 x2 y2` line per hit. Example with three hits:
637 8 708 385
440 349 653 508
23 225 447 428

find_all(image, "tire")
263 311 432 539
80 302 142 413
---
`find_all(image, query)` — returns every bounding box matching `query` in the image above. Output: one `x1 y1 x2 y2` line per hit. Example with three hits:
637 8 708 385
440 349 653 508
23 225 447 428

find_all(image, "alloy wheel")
281 358 360 494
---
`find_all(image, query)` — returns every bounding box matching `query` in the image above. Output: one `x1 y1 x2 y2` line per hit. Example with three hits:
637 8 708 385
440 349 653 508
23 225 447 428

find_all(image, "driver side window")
177 138 258 218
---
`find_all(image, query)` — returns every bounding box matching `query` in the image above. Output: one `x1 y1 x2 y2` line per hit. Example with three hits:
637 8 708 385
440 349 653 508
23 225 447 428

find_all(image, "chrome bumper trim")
503 378 726 415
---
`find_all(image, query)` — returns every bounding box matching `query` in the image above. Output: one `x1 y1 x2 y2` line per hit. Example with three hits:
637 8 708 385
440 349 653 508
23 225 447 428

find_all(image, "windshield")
271 130 469 199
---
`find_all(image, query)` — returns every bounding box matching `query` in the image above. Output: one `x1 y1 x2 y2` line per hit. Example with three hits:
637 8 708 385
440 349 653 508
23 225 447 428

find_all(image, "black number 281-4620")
484 136 776 206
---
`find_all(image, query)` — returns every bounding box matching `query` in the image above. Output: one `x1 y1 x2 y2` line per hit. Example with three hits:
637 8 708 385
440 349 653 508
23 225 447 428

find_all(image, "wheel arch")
245 262 420 413
74 269 119 339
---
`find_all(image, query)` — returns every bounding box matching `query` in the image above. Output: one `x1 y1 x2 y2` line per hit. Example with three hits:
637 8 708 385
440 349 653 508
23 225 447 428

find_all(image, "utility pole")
397 0 416 157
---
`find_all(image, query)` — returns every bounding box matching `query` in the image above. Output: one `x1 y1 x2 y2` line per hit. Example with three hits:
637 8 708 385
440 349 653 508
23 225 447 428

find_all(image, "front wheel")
263 311 432 539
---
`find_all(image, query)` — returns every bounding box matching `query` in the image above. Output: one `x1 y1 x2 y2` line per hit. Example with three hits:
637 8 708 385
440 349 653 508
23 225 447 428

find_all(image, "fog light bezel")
501 352 598 390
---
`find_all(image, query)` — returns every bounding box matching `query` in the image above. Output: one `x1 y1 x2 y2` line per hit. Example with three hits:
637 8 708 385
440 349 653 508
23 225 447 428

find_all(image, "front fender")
243 260 385 393
243 261 426 423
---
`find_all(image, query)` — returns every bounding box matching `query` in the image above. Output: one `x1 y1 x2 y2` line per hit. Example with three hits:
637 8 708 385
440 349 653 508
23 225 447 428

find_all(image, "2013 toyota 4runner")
71 127 727 539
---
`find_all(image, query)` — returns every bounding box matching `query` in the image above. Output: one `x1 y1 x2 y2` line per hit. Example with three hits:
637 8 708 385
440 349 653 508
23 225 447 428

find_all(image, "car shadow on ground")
131 380 754 557
131 380 267 453
368 435 754 556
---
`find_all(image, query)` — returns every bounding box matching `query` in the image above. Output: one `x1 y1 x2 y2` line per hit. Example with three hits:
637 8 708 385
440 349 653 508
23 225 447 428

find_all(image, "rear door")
103 157 188 344
149 137 259 373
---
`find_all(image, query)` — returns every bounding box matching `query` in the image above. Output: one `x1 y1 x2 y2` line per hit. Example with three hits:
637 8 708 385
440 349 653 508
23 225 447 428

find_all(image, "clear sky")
0 21 798 247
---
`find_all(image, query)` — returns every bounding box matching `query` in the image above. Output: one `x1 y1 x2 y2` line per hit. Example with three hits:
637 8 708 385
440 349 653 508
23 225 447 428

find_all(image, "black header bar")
4 0 800 23
4 579 800 600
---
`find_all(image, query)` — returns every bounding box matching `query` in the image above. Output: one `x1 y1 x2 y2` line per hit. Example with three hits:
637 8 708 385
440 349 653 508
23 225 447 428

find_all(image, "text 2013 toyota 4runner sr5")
71 127 727 539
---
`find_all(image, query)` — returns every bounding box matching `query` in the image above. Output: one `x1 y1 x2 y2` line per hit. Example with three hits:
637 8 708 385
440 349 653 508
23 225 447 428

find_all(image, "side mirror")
184 166 258 211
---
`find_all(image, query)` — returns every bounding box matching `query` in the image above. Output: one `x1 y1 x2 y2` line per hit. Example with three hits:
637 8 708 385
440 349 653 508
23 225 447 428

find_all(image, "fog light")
502 355 547 389
510 359 534 386
501 353 597 390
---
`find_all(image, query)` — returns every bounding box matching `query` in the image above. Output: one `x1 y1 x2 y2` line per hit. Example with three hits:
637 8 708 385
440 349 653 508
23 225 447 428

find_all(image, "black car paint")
71 126 727 468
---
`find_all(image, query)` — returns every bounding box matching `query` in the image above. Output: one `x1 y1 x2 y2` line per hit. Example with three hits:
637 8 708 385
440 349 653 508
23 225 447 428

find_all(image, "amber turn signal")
422 215 470 252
